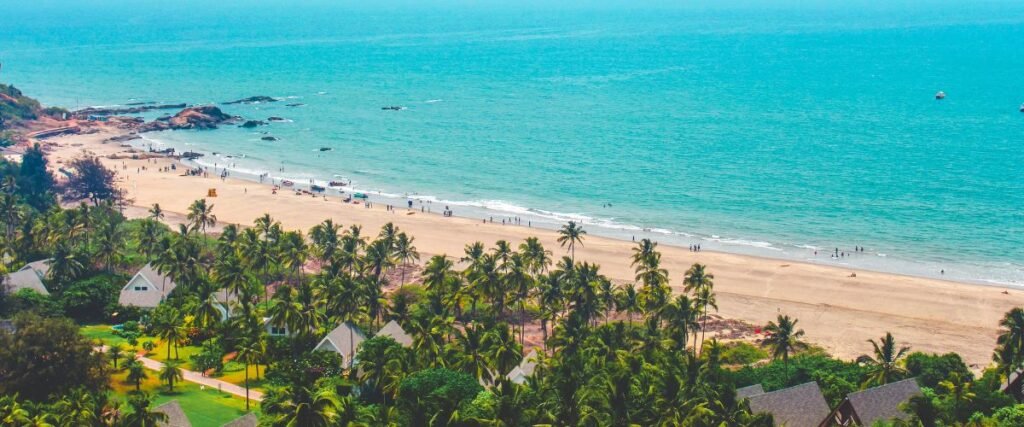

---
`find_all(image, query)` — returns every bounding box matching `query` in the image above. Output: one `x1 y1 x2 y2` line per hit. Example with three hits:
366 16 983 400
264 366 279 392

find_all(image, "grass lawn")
110 369 258 427
81 324 129 347
214 361 268 391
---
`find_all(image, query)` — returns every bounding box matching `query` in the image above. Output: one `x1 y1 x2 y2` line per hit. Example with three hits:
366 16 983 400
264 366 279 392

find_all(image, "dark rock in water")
223 96 278 105
106 134 141 143
239 120 267 128
181 151 204 159
139 105 239 132
156 115 172 121
381 106 404 111
261 136 279 141
72 103 187 119
286 103 305 107
267 116 286 122
319 147 332 152
125 101 154 106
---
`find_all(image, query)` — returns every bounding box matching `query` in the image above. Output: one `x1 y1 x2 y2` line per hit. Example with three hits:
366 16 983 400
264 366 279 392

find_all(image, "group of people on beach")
689 244 702 252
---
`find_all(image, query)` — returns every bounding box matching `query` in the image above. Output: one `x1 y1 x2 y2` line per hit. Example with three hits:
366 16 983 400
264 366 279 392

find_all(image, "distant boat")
354 193 369 199
328 181 347 187
311 185 326 192
281 180 294 187
935 91 946 100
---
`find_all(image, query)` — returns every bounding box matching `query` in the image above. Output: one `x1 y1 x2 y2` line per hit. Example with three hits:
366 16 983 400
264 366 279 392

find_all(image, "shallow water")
3 1 1023 285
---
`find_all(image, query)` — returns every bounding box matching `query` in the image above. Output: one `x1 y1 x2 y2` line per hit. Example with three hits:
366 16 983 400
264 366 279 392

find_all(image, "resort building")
745 382 830 427
1000 369 1024 401
736 384 766 400
375 320 413 347
118 263 177 309
314 322 366 368
263 317 293 337
821 378 922 426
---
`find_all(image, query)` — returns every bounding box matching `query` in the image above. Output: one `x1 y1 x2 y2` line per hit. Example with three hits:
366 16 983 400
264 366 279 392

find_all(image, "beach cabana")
118 263 177 309
154 400 191 427
263 317 294 337
375 320 413 347
506 350 539 384
17 259 51 278
747 382 830 427
820 378 921 427
314 322 366 368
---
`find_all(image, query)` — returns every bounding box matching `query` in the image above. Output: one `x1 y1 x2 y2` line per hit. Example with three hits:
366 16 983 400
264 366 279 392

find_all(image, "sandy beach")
37 127 1024 368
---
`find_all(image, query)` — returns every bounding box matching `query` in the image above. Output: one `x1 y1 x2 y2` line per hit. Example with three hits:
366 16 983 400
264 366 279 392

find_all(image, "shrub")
905 352 972 389
719 341 769 365
397 368 483 427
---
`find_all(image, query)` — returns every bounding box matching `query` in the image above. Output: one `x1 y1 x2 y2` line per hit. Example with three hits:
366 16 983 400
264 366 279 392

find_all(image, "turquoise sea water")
2 2 1022 285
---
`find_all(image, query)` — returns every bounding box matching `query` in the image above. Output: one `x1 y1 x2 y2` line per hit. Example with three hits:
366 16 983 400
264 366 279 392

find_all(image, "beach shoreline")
37 126 1024 368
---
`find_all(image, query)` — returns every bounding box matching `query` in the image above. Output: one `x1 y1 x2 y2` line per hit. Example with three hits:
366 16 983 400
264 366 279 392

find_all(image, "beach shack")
375 320 413 348
736 384 766 400
118 263 177 309
746 382 830 427
1001 369 1024 401
820 378 922 426
314 322 366 368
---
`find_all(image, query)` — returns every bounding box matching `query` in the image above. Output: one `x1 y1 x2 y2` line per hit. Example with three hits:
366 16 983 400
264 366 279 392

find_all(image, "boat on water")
935 91 946 100
354 193 369 199
311 185 326 192
328 181 348 187
281 180 294 187
1019 103 1024 112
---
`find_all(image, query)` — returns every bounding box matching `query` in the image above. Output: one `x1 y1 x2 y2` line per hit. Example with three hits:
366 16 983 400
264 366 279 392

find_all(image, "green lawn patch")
110 368 258 427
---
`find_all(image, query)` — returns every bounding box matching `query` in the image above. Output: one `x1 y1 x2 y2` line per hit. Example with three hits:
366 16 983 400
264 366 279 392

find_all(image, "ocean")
2 1 1022 285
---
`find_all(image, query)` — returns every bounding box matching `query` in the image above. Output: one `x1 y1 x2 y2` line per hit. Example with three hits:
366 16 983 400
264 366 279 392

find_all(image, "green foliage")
58 273 124 322
0 313 110 401
460 389 498 421
63 156 123 205
0 288 63 317
731 353 867 398
992 404 1024 425
192 338 225 374
719 341 769 365
905 352 972 389
397 368 483 426
0 84 42 128
16 144 55 210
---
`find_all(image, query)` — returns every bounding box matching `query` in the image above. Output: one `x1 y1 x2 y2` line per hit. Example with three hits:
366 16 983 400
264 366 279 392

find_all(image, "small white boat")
1019 103 1024 112
935 91 946 100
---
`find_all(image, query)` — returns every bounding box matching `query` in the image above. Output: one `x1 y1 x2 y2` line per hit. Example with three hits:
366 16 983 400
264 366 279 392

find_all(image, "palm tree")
136 219 164 262
279 230 308 284
122 392 168 427
761 315 807 381
148 203 164 221
664 295 700 352
267 386 341 427
159 360 183 392
268 285 303 334
684 263 715 352
857 332 910 387
614 283 640 325
48 242 84 289
939 371 975 417
236 337 261 411
126 359 148 392
393 232 419 288
483 323 523 384
997 308 1024 375
557 221 586 262
309 219 342 263
186 198 217 236
109 345 124 369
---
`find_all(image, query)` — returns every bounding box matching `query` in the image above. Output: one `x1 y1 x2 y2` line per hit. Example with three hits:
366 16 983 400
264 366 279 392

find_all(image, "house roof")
155 400 191 427
1001 369 1023 394
376 320 413 347
3 269 49 296
315 322 366 362
506 350 539 384
118 263 176 308
737 384 766 400
221 413 258 427
747 382 830 427
18 259 51 278
846 378 921 425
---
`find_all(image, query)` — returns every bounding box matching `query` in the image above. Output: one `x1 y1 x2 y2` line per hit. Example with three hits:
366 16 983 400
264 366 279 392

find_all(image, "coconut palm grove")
4 148 1024 426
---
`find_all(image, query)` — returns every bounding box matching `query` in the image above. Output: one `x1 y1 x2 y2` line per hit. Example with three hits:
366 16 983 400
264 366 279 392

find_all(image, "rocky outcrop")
261 136 279 141
71 103 186 119
285 103 305 107
239 120 267 128
267 116 286 122
139 106 238 132
223 96 277 105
